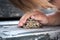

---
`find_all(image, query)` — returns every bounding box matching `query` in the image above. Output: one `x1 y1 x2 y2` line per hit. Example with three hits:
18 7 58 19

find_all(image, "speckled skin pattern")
23 18 42 29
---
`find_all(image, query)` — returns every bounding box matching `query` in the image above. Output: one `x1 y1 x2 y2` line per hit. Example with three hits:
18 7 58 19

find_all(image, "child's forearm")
47 12 60 25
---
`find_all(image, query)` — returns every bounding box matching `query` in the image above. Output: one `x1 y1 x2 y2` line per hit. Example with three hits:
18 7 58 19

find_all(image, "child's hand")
18 10 48 27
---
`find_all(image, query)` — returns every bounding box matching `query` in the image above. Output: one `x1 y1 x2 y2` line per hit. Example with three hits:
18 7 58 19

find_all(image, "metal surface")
0 21 60 40
0 21 19 26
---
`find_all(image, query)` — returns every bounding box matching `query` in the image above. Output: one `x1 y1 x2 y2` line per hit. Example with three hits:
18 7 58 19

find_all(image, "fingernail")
18 23 23 26
31 16 35 19
18 24 23 28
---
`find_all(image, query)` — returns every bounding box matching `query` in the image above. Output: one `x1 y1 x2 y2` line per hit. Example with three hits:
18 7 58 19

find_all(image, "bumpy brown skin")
23 18 42 29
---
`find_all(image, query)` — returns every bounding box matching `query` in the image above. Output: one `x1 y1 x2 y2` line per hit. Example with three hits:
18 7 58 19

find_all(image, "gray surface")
0 22 60 38
0 21 60 40
0 25 60 40
0 0 24 17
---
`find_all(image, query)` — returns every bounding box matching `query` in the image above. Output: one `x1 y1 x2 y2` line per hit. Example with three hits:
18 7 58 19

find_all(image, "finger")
18 9 43 26
18 12 32 26
31 14 48 24
18 11 37 26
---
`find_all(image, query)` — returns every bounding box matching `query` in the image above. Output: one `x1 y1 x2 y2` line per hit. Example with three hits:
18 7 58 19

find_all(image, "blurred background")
0 0 23 18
